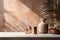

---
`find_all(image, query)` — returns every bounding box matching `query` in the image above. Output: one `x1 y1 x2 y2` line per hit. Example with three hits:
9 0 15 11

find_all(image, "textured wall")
4 0 44 32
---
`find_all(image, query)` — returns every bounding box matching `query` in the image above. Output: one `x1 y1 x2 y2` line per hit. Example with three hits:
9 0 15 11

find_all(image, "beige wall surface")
3 0 47 32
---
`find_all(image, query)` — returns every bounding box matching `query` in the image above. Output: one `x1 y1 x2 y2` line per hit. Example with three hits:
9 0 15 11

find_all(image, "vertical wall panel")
0 0 4 32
